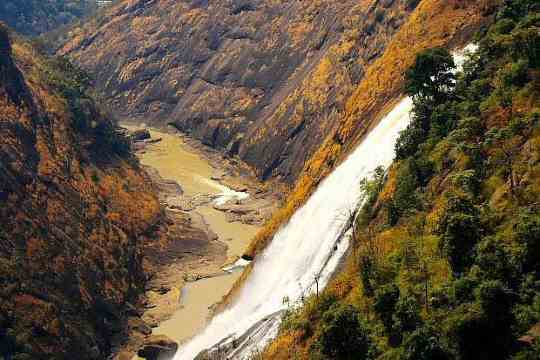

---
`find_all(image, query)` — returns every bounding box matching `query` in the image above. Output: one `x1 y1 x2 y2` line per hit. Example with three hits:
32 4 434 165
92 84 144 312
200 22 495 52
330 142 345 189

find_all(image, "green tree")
317 304 374 360
392 295 422 344
437 195 481 275
374 284 400 334
515 212 540 274
405 48 456 104
401 326 450 360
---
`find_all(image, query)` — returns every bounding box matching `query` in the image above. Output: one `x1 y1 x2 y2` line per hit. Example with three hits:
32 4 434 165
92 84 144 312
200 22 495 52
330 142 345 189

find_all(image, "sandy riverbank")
118 125 278 358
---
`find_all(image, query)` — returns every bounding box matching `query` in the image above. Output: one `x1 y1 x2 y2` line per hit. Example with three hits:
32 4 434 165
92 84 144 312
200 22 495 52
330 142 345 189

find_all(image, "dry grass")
246 0 497 259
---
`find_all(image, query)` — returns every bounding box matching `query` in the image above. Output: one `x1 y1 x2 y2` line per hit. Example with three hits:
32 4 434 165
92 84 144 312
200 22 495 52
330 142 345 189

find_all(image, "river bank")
116 124 280 359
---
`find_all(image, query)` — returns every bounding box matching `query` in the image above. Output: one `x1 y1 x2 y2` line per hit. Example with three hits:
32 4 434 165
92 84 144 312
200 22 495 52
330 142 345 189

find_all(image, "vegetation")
265 1 540 359
1 26 161 359
246 0 495 258
0 1 100 36
37 48 130 156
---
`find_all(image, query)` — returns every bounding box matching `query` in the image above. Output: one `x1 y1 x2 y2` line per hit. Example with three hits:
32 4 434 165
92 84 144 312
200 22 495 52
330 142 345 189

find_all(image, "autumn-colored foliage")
246 0 497 258
0 34 161 358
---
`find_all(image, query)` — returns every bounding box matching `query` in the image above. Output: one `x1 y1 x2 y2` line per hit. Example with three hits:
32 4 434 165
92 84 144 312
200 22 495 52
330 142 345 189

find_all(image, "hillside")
16 0 538 358
59 0 429 183
0 25 162 359
247 0 499 256
0 1 100 36
264 1 540 359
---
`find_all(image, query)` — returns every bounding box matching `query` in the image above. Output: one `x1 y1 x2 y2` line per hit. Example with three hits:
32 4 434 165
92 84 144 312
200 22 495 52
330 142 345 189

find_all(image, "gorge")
1 1 539 360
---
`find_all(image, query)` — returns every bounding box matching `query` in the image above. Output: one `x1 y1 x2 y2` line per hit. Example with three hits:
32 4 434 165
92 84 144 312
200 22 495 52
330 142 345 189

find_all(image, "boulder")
158 180 183 197
131 129 151 141
128 317 152 336
138 335 178 360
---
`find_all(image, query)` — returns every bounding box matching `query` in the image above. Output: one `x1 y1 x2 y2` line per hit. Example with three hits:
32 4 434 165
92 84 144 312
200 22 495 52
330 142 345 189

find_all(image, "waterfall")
174 45 475 360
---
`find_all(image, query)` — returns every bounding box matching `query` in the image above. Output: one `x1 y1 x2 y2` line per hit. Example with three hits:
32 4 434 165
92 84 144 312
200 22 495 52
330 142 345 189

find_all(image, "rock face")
58 0 418 183
138 335 178 360
0 29 162 359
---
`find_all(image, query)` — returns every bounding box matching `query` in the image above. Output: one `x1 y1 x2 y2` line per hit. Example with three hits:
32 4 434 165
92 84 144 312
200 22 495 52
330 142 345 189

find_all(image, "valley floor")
118 125 280 358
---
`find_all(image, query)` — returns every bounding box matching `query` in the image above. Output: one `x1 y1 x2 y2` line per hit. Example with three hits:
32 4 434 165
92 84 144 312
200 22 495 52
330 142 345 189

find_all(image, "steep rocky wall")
59 0 418 183
246 0 500 256
0 27 162 359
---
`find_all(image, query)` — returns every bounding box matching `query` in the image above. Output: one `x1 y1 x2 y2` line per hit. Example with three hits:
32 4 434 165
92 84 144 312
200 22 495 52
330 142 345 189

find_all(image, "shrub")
374 284 400 333
391 295 422 344
401 326 450 360
515 212 540 274
317 304 374 360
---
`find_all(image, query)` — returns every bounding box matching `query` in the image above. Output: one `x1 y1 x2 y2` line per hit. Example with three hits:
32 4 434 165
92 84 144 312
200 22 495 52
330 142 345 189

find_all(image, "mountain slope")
59 0 421 183
247 0 499 256
264 1 540 358
0 25 162 359
0 1 99 36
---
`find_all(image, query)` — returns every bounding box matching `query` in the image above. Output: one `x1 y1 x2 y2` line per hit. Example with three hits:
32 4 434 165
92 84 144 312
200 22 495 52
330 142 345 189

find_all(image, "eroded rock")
131 129 151 141
138 335 179 360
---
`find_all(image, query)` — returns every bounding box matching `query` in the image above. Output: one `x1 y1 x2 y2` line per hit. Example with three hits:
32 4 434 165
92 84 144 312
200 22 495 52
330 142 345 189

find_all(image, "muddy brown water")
125 126 260 349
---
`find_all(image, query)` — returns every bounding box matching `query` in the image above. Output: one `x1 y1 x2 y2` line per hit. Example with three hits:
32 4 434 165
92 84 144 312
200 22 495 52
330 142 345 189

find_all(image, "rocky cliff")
264 1 540 357
59 0 424 182
57 0 499 255
0 25 162 359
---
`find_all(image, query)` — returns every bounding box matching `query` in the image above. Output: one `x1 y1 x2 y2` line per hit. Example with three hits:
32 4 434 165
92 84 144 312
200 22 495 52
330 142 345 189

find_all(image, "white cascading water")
174 45 476 360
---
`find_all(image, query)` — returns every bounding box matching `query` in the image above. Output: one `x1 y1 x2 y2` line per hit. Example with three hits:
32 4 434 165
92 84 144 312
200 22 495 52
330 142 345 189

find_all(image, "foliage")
358 166 386 225
374 284 400 334
40 52 130 156
0 0 100 36
405 47 456 104
436 194 482 275
316 304 374 360
401 326 450 360
391 295 422 342
265 2 540 359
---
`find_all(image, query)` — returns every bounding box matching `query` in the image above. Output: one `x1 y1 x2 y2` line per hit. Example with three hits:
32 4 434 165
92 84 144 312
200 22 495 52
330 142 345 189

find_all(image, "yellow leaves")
264 333 303 360
249 0 494 260
181 8 208 27
379 164 398 202
48 318 62 337
131 16 158 29
106 212 122 223
305 58 333 105
288 21 314 47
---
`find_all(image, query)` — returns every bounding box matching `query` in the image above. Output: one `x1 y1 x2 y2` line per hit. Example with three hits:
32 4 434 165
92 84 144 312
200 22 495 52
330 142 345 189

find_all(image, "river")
123 125 265 351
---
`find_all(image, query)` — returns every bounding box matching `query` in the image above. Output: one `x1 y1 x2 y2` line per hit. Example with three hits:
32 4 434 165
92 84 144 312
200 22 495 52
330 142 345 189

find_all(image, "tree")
317 304 374 360
436 194 481 276
515 212 540 274
405 48 456 104
374 284 400 334
392 295 422 344
402 326 450 360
